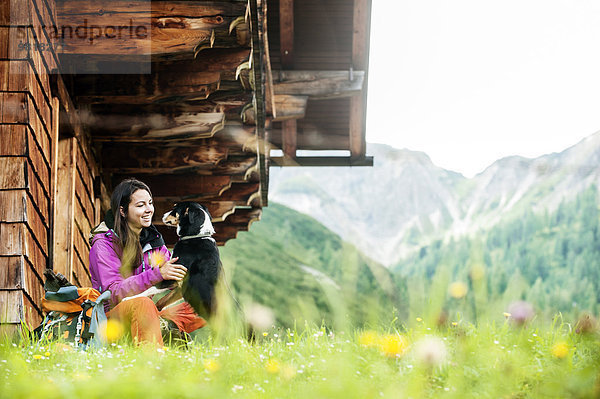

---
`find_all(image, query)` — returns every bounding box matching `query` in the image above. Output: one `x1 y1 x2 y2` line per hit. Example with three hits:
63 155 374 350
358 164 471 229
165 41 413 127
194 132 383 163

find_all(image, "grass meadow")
1 314 599 398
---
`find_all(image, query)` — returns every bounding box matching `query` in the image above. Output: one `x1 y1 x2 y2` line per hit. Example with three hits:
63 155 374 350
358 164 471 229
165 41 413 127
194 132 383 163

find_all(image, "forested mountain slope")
220 203 407 328
397 186 600 321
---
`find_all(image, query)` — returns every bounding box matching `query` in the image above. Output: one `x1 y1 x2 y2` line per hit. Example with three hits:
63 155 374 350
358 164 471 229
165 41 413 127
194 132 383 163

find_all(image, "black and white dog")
157 202 222 318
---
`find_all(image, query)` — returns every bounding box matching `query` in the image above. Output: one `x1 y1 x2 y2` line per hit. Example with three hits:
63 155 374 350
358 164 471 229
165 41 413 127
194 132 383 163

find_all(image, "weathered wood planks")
101 142 230 174
88 112 226 142
57 0 247 56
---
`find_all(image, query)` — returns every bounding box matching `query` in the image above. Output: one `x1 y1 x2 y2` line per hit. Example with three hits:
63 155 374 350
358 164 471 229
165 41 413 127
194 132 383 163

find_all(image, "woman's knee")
128 296 159 314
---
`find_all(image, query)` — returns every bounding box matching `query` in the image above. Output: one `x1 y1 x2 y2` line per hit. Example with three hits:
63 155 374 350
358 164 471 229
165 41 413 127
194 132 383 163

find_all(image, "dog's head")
162 202 215 238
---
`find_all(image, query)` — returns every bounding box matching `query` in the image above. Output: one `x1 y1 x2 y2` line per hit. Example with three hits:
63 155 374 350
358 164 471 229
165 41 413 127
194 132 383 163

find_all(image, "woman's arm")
89 238 163 308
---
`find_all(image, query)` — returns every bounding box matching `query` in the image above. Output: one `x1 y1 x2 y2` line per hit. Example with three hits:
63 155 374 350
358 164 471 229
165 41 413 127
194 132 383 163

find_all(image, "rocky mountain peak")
269 132 600 266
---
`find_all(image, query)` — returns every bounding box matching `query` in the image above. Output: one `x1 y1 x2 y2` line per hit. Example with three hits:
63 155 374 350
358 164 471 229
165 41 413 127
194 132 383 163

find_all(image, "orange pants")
108 297 206 345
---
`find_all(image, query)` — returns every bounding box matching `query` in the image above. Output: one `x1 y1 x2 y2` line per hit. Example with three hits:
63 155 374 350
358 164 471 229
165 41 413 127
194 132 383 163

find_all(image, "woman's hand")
159 257 187 281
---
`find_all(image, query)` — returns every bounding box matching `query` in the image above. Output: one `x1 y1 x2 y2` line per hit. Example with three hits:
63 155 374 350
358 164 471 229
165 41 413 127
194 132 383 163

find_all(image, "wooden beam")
101 143 256 176
57 1 247 57
349 95 365 159
213 224 241 244
211 123 258 150
161 49 251 72
111 174 232 200
100 142 229 174
279 0 294 68
74 71 222 105
198 201 238 222
206 182 260 202
58 1 247 22
248 0 268 207
273 70 364 99
352 0 370 71
282 119 297 158
87 90 253 119
349 0 371 159
262 0 276 118
221 207 261 226
272 94 307 121
270 156 373 167
208 156 258 176
89 112 225 142
60 46 250 74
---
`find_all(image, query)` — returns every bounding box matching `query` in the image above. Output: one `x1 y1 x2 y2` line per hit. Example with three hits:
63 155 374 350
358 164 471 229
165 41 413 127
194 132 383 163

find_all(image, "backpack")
34 270 111 350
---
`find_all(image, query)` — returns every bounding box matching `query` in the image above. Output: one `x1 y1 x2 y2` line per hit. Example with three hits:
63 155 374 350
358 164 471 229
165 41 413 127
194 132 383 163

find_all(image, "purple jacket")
88 224 170 309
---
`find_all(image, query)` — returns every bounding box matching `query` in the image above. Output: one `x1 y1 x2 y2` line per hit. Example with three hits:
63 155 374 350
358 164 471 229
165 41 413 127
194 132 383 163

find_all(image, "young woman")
89 178 205 345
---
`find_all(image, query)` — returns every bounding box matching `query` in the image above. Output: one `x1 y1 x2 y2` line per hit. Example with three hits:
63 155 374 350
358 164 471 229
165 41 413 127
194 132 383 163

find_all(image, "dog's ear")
186 203 205 227
183 205 192 225
200 204 212 219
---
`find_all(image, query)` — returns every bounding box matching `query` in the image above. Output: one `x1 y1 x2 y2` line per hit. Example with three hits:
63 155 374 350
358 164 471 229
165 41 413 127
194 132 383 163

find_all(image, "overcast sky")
366 0 600 177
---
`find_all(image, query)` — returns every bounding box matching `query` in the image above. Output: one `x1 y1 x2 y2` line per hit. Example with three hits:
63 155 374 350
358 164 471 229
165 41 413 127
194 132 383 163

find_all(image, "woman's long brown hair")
110 178 152 276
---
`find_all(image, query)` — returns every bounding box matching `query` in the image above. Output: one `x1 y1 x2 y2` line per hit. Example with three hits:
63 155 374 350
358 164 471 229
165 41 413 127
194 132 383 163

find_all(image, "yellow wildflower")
33 354 43 360
263 332 269 337
102 319 124 342
378 334 408 358
359 330 379 348
203 358 220 372
449 282 468 299
44 352 50 357
451 322 458 327
503 312 512 318
149 251 167 268
551 342 569 359
265 358 281 374
416 317 423 322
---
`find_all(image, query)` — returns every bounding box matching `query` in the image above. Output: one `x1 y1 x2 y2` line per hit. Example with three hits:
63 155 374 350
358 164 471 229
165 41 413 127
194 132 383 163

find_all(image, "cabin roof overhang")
55 0 373 246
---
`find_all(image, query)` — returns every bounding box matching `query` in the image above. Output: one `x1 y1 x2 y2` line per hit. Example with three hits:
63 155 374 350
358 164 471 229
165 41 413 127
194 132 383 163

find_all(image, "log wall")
0 0 98 334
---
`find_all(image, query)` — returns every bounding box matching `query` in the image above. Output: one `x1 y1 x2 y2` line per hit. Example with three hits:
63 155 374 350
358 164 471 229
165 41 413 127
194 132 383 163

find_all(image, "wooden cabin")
0 0 372 333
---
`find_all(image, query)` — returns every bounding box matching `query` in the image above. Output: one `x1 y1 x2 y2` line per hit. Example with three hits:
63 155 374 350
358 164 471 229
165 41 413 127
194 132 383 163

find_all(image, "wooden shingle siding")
0 256 44 318
0 190 48 256
0 223 47 283
0 0 65 332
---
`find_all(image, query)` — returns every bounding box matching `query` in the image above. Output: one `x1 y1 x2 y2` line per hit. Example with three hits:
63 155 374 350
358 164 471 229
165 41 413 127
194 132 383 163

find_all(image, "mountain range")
268 131 600 267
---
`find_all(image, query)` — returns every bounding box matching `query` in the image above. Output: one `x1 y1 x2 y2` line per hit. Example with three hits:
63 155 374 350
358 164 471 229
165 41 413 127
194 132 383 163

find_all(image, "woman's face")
123 189 154 232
